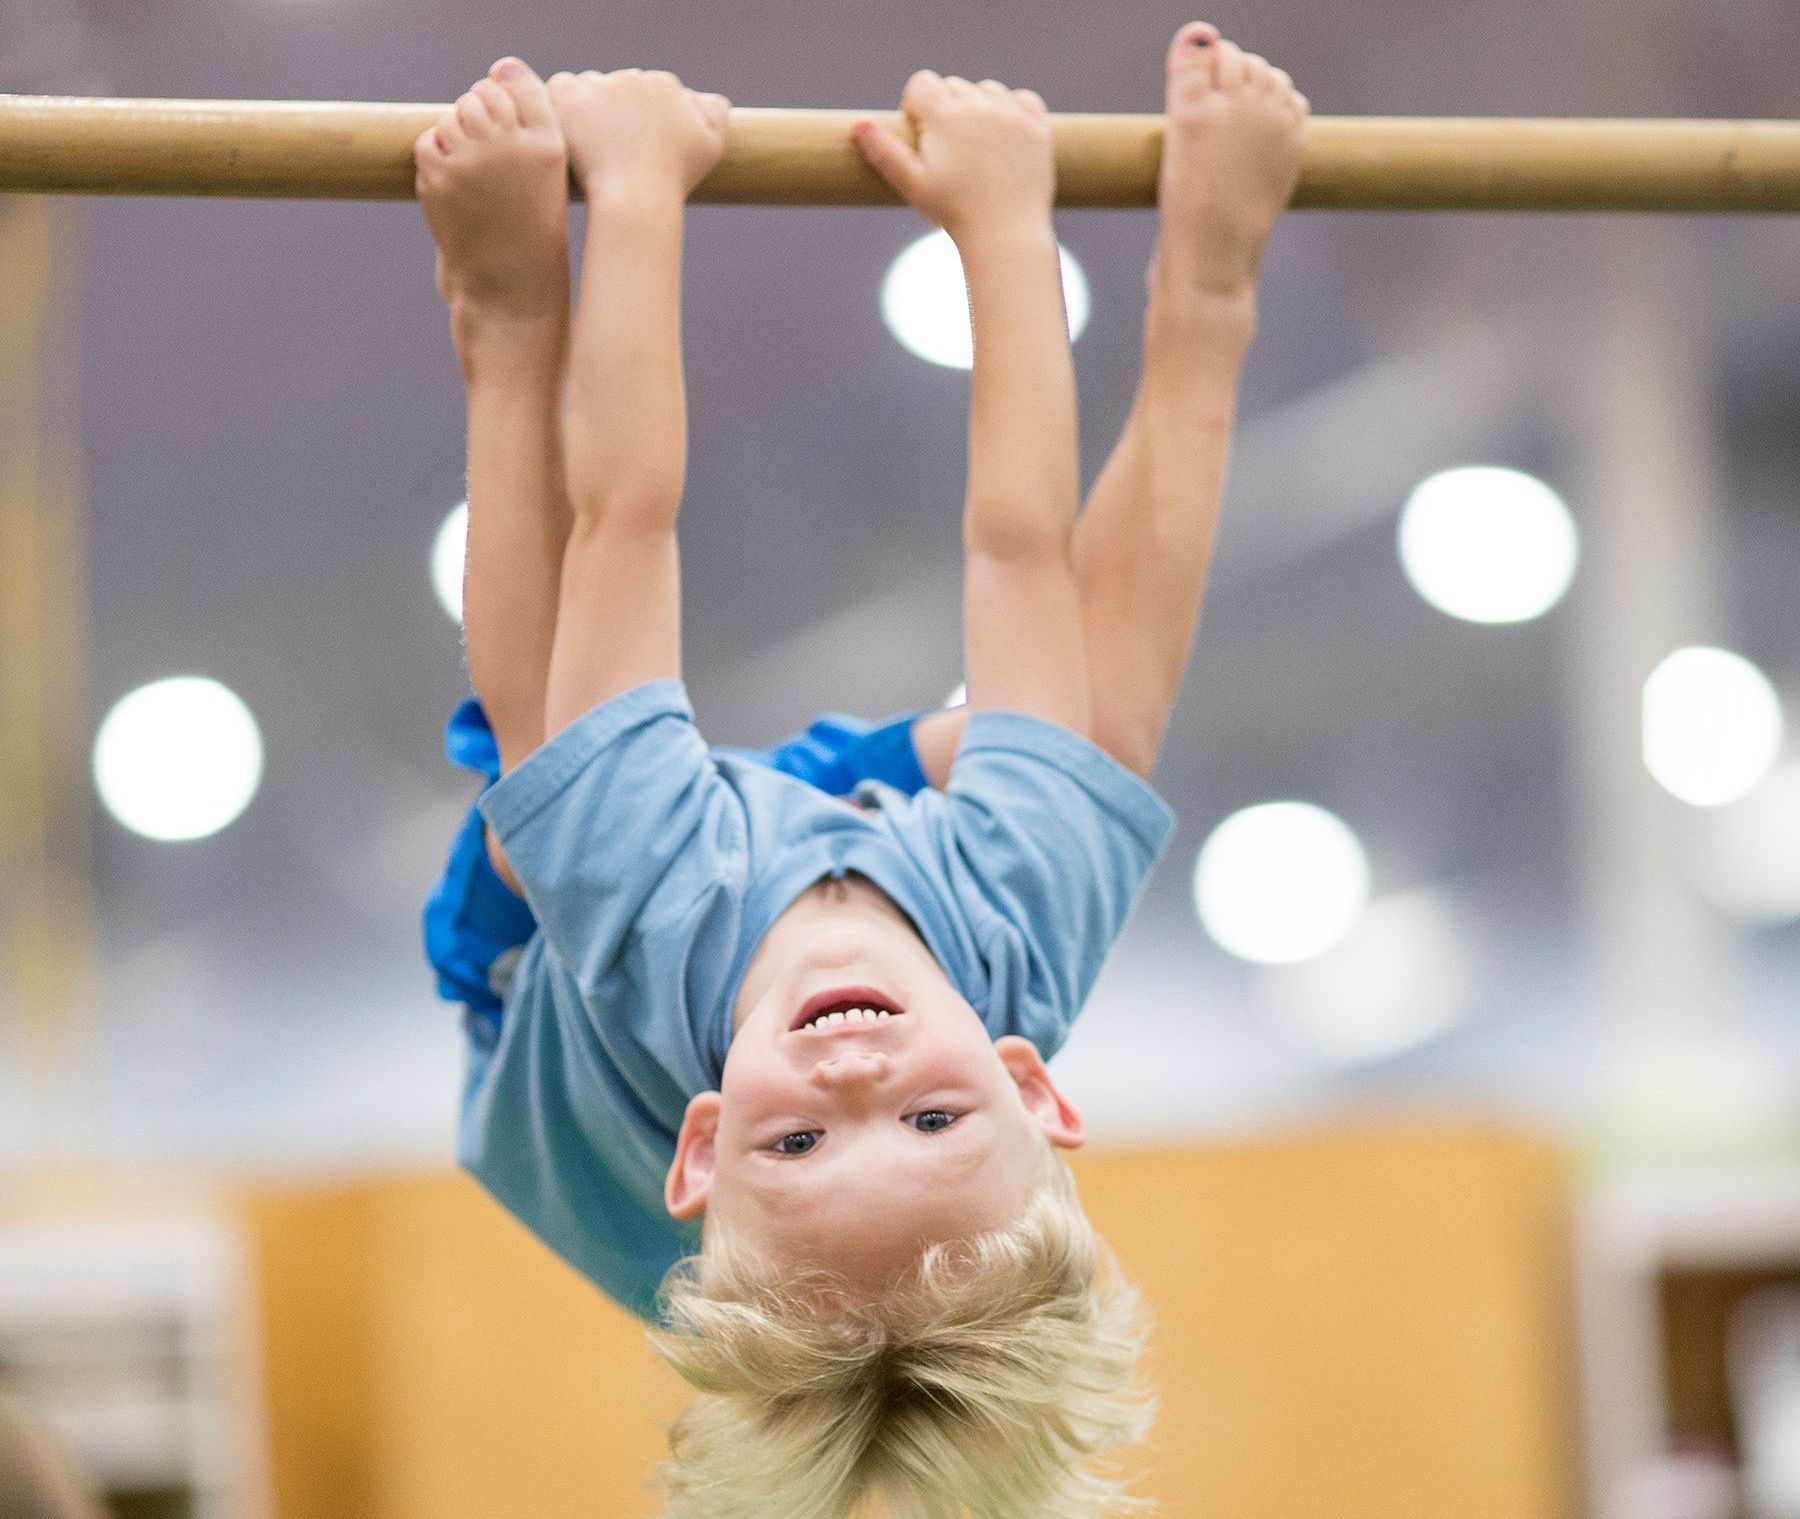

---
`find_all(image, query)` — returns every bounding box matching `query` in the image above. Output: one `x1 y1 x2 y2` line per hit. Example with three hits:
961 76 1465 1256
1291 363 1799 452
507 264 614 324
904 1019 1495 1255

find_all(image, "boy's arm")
540 73 730 741
543 179 688 741
956 220 1090 737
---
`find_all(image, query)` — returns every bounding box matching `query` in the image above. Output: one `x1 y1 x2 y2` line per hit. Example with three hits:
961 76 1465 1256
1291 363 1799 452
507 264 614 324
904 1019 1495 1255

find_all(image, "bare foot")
1152 23 1309 302
413 57 571 321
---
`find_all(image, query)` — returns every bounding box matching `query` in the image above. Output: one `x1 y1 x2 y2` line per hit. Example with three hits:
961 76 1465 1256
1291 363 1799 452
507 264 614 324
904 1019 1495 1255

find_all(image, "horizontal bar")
1 96 1797 212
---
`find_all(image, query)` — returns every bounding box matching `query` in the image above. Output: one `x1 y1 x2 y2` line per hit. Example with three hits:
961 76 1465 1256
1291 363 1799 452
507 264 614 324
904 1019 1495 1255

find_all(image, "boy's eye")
771 1114 958 1153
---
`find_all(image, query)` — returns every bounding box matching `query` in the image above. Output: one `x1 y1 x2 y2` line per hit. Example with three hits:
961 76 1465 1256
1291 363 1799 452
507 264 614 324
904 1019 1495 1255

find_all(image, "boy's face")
665 877 1085 1291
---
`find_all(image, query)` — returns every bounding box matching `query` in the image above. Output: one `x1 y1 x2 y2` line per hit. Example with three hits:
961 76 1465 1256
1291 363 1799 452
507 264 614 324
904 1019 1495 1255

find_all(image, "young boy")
416 27 1305 1518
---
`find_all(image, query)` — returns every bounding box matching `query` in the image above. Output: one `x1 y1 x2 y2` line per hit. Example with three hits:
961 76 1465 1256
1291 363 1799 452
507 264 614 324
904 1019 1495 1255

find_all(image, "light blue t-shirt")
465 679 1174 1321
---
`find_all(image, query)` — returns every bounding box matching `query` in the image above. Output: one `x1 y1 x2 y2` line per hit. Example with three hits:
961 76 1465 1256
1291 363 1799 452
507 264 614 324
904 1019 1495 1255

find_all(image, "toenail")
1190 34 1212 45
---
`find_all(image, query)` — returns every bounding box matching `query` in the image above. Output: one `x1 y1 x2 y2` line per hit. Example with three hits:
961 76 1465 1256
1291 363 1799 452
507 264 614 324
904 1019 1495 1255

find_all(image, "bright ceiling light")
880 229 1090 370
1260 887 1478 1061
93 677 264 842
1642 646 1784 807
1695 761 1800 924
945 681 966 709
1397 465 1579 624
431 502 468 624
1193 801 1371 965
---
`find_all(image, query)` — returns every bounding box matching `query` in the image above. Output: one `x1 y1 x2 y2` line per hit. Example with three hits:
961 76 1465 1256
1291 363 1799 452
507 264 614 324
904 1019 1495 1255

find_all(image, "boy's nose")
808 1051 894 1090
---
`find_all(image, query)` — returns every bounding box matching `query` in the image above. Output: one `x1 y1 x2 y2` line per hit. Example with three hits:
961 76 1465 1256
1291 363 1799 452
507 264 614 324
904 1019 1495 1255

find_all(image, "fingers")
850 116 925 203
690 90 732 132
901 68 946 117
900 67 1045 120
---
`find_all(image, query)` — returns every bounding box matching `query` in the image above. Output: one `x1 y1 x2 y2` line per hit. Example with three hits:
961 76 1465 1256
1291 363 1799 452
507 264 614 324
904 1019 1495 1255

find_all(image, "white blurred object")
1695 761 1800 924
880 229 1089 370
1642 646 1785 807
1396 464 1579 624
1732 1289 1800 1519
1608 1446 1740 1519
1192 802 1370 965
1593 1027 1797 1168
944 681 966 709
92 677 264 842
1258 886 1479 1060
431 501 468 624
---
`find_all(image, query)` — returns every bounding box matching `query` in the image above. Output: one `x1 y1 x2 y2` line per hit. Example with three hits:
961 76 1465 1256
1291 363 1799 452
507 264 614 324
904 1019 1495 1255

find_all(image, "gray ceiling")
12 0 1798 1161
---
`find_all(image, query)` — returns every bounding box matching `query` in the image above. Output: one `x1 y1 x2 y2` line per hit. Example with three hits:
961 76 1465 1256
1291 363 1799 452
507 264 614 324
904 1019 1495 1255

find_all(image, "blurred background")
1 0 1796 1514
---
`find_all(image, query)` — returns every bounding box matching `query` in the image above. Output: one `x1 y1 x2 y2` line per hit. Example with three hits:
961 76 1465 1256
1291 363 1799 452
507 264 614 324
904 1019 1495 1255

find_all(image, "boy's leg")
1069 23 1306 776
415 57 574 887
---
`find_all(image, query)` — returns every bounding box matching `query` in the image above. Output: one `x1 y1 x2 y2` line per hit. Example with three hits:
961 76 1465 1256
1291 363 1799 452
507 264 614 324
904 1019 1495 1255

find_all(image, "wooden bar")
0 95 1797 211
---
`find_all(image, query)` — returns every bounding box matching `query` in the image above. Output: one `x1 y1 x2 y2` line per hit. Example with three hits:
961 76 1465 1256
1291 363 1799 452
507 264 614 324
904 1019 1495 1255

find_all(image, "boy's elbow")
564 474 684 533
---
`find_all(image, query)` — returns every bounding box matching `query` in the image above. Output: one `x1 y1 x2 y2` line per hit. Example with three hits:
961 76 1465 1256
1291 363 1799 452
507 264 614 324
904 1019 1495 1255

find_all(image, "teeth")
802 1005 899 1030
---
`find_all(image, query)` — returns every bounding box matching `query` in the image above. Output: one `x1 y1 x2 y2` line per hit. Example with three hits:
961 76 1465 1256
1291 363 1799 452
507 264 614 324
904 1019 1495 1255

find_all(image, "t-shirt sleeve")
477 679 740 999
942 712 1175 1054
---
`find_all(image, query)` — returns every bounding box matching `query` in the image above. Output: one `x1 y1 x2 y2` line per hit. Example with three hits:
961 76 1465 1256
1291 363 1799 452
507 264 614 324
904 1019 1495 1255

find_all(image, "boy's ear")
666 1092 723 1219
994 1036 1086 1149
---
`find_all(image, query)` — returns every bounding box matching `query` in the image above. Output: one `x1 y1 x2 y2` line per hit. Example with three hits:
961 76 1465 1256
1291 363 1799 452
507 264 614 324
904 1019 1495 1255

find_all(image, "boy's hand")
546 68 731 199
851 72 1054 243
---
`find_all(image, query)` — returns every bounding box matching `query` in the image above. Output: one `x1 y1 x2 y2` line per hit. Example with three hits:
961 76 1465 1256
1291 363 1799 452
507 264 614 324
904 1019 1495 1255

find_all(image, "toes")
490 57 559 132
1013 87 1047 114
1168 22 1220 74
1238 54 1281 94
1213 38 1246 89
473 78 517 128
454 90 492 134
413 123 446 165
1168 23 1221 92
427 107 461 154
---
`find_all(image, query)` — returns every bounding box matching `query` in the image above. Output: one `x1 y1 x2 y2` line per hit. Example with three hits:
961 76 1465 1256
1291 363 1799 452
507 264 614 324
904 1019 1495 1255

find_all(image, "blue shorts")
422 696 930 1025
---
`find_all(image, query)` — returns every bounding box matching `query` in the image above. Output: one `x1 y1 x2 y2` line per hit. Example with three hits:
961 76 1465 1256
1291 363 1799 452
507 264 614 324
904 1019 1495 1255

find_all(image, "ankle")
1144 262 1258 348
451 297 569 376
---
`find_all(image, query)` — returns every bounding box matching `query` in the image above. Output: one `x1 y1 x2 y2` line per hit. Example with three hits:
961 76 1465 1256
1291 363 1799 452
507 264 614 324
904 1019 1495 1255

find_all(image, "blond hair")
647 1154 1153 1519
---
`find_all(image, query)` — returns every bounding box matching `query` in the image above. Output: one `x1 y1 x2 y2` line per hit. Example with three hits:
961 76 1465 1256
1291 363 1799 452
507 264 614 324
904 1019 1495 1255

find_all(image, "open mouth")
790 985 906 1033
